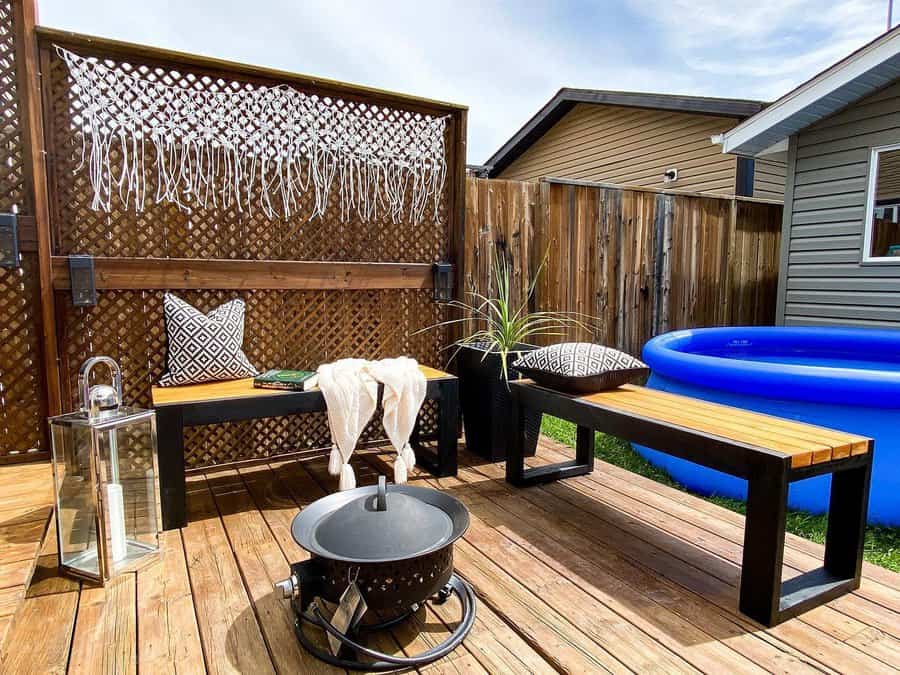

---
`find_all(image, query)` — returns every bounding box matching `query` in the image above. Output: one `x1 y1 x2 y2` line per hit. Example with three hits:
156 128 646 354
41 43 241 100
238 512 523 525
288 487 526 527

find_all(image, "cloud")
625 0 887 98
39 1 893 162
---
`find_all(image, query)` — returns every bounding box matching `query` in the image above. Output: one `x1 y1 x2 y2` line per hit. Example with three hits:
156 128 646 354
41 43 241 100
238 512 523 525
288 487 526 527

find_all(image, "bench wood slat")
580 385 865 468
611 385 869 451
636 394 869 461
585 390 835 468
151 365 452 407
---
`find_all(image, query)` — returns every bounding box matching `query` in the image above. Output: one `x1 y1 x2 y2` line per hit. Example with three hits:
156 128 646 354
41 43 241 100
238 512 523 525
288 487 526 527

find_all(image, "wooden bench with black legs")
505 381 874 627
152 365 458 531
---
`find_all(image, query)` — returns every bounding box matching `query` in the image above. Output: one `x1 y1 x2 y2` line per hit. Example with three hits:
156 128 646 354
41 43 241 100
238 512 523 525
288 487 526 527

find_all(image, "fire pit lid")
292 476 469 563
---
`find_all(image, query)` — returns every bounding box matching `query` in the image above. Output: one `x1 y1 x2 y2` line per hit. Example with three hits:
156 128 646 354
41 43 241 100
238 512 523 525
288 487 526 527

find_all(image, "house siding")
754 158 787 200
497 103 748 195
778 79 900 329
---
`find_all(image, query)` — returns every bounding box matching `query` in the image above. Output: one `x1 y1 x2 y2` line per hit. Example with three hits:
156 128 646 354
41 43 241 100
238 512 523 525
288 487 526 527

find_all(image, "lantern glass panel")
50 422 100 577
95 414 160 568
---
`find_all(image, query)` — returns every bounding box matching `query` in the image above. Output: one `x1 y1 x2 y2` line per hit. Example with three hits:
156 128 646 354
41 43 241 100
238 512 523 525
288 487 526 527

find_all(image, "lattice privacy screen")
55 46 448 226
44 43 455 467
0 0 47 461
46 49 451 263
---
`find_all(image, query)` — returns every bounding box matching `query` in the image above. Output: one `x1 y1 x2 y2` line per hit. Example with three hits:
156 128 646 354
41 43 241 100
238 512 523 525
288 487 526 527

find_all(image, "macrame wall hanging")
55 46 448 224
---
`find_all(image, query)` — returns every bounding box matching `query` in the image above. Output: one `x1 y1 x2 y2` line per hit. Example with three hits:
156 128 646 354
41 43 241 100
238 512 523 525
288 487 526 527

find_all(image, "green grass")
540 415 900 573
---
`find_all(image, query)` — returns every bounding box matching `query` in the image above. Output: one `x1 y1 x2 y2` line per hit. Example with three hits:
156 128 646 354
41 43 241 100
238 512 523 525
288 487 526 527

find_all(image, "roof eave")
722 26 900 157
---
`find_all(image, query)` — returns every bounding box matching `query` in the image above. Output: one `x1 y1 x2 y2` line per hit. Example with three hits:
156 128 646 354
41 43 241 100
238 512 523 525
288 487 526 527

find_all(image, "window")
863 144 900 262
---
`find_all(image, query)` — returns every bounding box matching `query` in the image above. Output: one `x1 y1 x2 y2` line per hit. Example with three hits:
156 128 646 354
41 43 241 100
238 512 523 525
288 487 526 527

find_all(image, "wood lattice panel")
0 0 48 461
43 48 451 263
0 1 24 212
0 259 46 458
57 289 446 467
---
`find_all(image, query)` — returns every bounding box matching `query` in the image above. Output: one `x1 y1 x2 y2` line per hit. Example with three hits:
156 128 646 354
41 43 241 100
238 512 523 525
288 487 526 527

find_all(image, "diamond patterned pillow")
513 342 649 393
158 293 258 386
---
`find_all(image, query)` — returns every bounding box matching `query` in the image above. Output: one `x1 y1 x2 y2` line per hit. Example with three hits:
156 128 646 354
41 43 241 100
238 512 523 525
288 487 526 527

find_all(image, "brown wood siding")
498 103 742 195
754 158 787 200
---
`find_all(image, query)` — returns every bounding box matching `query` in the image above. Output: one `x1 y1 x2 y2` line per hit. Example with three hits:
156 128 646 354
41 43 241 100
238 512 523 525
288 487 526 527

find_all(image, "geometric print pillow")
158 293 258 386
512 342 649 394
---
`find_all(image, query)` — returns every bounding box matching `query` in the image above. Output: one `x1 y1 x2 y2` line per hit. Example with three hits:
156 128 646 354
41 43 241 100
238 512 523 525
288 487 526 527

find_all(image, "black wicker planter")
454 343 541 462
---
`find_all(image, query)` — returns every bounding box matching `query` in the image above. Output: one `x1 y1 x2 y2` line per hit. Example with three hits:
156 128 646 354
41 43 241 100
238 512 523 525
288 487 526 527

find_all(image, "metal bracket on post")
69 254 97 307
0 213 19 269
432 262 454 302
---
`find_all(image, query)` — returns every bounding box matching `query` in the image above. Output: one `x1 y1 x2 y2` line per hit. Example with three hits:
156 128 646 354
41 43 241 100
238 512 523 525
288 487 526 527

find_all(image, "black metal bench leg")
505 387 526 485
156 405 187 531
435 378 458 477
506 387 594 487
740 452 873 627
771 456 873 624
576 426 595 473
739 458 789 626
412 379 458 478
824 452 872 581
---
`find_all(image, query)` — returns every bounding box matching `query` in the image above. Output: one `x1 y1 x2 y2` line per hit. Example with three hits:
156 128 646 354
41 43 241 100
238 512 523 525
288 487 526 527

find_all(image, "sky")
38 0 896 164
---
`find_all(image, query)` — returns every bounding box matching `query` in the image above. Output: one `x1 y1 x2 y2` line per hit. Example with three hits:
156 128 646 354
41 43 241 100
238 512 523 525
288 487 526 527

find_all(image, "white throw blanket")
317 357 427 490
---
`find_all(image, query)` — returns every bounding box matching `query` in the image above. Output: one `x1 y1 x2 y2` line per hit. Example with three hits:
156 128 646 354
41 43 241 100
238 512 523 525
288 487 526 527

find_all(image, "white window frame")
862 142 900 264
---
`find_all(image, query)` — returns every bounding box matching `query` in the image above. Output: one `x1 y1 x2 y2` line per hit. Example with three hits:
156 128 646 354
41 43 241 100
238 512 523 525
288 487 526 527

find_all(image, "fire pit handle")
376 475 387 512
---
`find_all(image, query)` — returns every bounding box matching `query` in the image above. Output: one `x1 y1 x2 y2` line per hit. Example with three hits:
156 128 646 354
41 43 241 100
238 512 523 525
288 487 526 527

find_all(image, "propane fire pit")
275 475 475 670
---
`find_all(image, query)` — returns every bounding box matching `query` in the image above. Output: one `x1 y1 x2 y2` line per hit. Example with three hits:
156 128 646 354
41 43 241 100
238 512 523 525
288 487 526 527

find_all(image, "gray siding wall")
777 79 900 329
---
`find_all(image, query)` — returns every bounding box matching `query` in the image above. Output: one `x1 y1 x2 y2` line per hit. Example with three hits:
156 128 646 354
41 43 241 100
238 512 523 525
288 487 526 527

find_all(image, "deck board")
356 460 696 673
0 461 55 658
68 574 137 674
181 475 275 675
1 437 899 673
136 529 205 674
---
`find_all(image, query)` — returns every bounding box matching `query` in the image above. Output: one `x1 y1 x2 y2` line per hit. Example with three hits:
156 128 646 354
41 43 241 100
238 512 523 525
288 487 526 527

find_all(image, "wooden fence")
464 177 783 357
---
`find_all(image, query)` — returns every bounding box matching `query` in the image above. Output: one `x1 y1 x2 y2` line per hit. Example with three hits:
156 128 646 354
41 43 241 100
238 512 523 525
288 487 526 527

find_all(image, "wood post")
13 0 62 419
447 108 468 350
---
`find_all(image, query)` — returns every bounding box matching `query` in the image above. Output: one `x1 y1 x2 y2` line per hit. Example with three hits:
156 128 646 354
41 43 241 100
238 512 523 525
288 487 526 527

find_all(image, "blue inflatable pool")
637 327 900 526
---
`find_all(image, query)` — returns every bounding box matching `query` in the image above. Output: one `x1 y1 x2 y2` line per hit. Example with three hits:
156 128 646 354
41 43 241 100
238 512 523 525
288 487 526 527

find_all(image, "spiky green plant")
418 251 594 381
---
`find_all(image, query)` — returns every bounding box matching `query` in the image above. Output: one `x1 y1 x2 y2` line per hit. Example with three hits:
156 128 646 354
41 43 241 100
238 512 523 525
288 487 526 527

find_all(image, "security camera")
663 168 678 183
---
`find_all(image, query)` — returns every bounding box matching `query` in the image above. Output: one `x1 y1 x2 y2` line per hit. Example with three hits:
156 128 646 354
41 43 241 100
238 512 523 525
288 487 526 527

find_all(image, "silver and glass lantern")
48 357 161 583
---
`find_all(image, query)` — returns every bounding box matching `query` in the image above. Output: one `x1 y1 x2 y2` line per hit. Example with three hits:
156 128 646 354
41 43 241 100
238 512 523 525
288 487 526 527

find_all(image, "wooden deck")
2 437 900 674
0 461 53 650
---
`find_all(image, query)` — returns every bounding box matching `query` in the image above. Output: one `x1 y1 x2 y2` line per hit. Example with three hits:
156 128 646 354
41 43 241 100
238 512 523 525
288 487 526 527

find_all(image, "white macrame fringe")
402 443 416 471
55 46 448 225
394 442 416 484
328 445 342 476
394 456 408 485
339 463 356 491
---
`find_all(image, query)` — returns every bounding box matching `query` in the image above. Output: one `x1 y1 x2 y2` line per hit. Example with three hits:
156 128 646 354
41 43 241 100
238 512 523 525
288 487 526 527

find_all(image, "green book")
253 369 319 391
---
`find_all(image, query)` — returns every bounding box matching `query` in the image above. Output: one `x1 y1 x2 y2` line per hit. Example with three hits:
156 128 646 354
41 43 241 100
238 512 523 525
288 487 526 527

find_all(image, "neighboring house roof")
721 25 900 156
484 88 768 177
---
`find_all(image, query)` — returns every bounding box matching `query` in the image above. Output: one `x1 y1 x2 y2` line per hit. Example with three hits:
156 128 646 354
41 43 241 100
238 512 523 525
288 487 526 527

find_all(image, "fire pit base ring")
294 573 476 671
